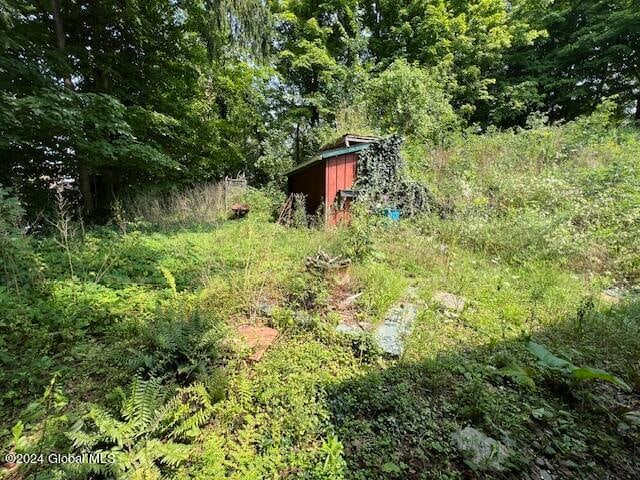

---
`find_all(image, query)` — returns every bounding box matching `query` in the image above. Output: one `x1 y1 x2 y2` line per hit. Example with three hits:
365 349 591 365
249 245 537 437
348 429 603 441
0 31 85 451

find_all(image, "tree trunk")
50 0 73 91
295 121 301 164
50 0 94 216
636 96 640 121
78 164 94 214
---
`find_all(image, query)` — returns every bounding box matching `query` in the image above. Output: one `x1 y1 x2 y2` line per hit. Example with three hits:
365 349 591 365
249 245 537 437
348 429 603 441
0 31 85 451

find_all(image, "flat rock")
374 303 418 356
600 288 623 304
451 426 509 472
433 291 466 312
539 469 553 480
336 288 419 356
257 303 276 317
235 325 279 361
335 323 365 335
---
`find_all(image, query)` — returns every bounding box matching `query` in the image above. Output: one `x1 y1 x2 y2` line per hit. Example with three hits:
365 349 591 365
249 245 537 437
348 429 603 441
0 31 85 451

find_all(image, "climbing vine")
356 136 435 215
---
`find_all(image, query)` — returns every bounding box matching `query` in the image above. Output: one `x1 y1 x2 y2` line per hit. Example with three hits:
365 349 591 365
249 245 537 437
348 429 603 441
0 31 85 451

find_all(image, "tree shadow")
326 300 640 479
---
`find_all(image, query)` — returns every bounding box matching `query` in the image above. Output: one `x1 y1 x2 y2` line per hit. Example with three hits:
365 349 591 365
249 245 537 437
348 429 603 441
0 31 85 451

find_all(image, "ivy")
356 136 435 216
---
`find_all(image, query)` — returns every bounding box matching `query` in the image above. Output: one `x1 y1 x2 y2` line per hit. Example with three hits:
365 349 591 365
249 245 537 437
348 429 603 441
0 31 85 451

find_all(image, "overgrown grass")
1 117 639 479
124 182 228 228
407 110 640 283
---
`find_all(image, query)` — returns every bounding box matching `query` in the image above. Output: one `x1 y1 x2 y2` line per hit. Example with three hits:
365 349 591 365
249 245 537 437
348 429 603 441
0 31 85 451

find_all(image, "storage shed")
286 134 379 225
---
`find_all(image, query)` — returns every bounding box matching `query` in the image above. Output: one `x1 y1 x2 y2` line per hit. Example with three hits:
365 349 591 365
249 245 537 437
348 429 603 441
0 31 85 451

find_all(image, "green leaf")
526 341 573 371
531 407 554 420
382 462 402 474
526 341 631 391
11 421 24 443
494 363 536 389
571 367 631 392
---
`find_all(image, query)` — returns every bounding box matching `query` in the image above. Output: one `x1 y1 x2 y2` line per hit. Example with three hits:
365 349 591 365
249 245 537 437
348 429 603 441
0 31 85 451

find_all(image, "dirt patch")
235 325 279 361
327 273 362 326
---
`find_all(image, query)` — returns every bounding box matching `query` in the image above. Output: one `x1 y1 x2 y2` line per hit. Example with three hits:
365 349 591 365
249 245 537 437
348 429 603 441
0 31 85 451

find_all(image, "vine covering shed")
285 134 379 225
285 134 433 225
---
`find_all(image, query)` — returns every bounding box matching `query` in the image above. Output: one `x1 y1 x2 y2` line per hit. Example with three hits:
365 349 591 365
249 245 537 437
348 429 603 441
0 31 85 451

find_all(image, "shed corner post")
324 159 329 225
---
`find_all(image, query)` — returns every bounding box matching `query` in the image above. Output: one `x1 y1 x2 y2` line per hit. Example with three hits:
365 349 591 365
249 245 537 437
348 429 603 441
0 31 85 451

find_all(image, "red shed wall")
288 161 325 215
325 152 357 225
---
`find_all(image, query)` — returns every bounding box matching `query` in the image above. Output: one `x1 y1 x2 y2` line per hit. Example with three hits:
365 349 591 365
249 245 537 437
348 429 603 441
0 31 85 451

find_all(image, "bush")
0 186 43 291
418 111 640 281
362 59 459 145
129 306 227 384
67 377 214 479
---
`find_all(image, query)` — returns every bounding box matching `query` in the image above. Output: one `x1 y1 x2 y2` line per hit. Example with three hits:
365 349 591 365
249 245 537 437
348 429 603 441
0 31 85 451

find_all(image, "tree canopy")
1 0 638 218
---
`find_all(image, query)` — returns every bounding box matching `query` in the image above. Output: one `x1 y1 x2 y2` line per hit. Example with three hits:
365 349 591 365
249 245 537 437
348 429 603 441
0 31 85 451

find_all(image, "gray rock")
433 291 466 312
451 426 510 472
603 287 624 298
257 303 275 317
560 460 578 469
335 323 364 335
374 303 418 356
294 311 313 326
539 469 553 480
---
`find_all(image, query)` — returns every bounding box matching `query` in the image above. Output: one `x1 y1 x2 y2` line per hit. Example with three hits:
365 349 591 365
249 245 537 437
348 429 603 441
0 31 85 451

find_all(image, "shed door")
325 153 357 225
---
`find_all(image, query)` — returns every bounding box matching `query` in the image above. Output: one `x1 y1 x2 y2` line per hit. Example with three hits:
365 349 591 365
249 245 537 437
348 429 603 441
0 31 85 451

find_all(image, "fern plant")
67 376 214 479
129 308 225 384
159 265 177 297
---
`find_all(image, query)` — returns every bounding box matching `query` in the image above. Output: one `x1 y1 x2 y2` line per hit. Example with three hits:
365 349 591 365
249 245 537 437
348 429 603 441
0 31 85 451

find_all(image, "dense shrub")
416 113 640 282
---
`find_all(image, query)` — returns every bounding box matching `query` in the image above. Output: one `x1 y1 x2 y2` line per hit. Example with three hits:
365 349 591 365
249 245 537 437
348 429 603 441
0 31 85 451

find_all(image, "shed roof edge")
285 143 372 176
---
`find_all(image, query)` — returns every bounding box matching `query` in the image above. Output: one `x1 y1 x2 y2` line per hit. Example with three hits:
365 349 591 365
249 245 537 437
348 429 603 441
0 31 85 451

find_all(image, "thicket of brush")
1 107 639 479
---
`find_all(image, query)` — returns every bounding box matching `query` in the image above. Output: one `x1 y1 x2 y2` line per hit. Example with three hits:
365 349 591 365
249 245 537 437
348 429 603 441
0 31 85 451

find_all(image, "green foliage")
362 59 459 144
129 308 226 384
268 0 365 164
2 165 640 479
68 376 214 479
419 116 640 282
354 262 407 323
2 0 639 218
0 185 43 292
0 0 270 217
342 202 376 260
362 0 546 122
159 266 178 297
506 0 640 122
286 270 330 311
1 25 640 473
492 363 536 390
356 136 436 215
526 341 631 391
183 337 359 479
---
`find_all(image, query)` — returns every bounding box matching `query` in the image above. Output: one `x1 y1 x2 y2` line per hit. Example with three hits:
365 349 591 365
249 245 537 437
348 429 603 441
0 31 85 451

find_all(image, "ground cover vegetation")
1 0 640 479
2 109 639 479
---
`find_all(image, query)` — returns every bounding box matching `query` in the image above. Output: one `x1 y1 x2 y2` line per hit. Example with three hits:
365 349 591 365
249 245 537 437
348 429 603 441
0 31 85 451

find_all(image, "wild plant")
526 340 630 391
67 376 214 479
47 189 79 279
128 307 225 384
125 182 227 227
0 186 43 294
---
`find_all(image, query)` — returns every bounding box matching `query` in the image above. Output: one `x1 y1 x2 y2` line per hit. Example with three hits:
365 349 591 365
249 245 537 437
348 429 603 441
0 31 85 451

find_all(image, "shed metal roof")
285 134 380 177
321 133 380 151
